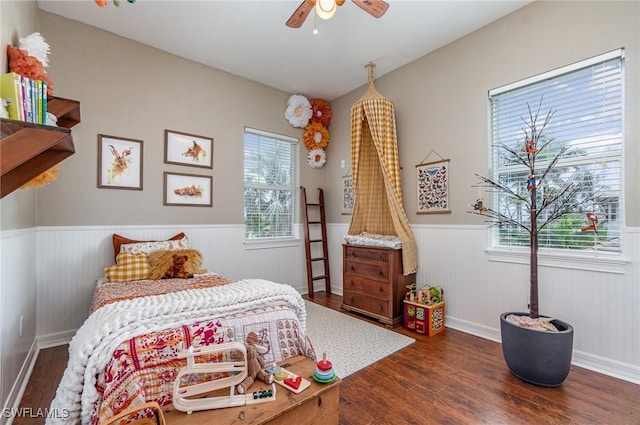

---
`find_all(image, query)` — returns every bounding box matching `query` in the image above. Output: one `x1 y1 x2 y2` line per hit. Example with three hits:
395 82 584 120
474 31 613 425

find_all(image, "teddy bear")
237 343 274 394
163 253 193 279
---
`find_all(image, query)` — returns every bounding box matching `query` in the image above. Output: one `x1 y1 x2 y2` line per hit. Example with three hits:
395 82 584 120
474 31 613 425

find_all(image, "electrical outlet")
19 315 24 336
340 159 345 169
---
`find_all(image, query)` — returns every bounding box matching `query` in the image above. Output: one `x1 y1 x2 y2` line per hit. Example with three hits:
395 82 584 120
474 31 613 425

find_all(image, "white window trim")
485 246 630 274
487 49 625 257
243 126 299 245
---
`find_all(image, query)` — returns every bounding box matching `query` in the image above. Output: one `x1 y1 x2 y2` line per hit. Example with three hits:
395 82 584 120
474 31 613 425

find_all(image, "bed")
47 234 315 425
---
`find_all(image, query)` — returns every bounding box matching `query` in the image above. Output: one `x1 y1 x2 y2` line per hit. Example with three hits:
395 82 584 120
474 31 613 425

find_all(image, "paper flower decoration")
307 149 327 168
19 32 50 68
303 122 330 150
285 95 312 128
310 99 332 127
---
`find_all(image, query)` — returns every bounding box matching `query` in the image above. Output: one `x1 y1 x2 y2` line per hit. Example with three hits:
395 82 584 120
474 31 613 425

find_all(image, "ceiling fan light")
316 0 337 20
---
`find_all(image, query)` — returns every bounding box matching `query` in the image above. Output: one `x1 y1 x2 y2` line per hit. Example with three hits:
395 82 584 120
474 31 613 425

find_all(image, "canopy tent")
347 63 418 275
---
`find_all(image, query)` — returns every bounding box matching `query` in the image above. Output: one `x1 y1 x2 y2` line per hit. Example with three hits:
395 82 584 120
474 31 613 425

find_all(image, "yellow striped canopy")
348 94 418 275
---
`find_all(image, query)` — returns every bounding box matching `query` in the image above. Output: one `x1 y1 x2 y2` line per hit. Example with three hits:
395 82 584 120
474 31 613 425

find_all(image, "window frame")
485 49 628 272
243 126 300 248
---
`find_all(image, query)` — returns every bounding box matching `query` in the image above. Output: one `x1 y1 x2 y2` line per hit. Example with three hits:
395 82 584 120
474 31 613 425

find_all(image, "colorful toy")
172 342 276 414
313 352 336 383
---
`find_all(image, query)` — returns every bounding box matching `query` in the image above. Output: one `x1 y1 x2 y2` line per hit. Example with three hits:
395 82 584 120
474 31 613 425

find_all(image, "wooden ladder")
300 186 331 299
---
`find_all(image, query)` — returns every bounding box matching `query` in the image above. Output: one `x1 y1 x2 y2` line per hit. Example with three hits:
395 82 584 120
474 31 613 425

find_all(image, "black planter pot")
500 312 574 387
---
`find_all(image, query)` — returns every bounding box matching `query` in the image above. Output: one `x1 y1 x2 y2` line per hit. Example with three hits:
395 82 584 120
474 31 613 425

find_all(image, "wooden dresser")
342 244 416 327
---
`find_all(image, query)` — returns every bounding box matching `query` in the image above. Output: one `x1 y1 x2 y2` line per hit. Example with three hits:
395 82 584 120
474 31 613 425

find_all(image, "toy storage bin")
403 300 445 336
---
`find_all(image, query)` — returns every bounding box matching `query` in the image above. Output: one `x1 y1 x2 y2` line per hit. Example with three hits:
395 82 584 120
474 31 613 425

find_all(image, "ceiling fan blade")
351 0 389 18
286 0 315 28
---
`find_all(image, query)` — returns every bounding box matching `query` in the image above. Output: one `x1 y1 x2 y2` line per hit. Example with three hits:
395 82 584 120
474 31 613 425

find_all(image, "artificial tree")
470 98 600 324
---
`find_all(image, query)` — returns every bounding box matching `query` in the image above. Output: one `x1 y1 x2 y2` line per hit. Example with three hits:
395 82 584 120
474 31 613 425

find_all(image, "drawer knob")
378 304 383 312
349 297 354 304
378 270 384 276
378 286 383 293
350 265 355 271
350 280 355 287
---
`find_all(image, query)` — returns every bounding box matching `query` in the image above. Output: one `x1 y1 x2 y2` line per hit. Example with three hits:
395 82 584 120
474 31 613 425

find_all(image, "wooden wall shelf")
0 97 80 199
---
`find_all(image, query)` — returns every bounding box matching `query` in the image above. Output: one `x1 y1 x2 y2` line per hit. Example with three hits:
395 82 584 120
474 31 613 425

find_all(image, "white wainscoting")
9 222 636 395
35 225 307 337
0 228 37 419
327 223 640 384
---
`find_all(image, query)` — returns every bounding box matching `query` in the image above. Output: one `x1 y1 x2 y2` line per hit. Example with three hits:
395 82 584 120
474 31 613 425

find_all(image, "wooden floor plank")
12 292 640 425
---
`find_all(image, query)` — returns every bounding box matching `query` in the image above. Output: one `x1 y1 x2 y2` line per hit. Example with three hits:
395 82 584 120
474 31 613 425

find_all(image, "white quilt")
47 279 306 425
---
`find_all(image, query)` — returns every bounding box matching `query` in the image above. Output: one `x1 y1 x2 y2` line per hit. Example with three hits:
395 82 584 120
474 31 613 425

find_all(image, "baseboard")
37 329 75 349
0 339 38 425
572 350 640 385
445 316 502 343
447 315 640 385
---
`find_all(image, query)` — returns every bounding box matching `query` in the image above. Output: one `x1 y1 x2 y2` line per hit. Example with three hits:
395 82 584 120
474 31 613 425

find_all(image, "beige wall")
1 0 39 230
325 0 640 228
35 11 323 226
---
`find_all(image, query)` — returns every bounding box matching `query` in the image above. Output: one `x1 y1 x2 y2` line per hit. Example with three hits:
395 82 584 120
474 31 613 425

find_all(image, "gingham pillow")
119 237 189 256
105 252 150 282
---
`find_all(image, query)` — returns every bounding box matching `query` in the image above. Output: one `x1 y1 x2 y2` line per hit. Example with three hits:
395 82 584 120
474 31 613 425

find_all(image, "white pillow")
120 236 189 255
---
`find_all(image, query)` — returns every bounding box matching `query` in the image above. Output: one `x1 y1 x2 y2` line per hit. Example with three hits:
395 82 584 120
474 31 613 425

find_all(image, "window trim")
486 49 625 256
243 126 299 244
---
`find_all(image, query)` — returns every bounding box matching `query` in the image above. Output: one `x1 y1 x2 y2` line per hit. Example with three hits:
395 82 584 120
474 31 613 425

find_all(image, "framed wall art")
416 153 450 214
97 134 143 190
164 129 213 169
163 172 212 207
342 173 354 215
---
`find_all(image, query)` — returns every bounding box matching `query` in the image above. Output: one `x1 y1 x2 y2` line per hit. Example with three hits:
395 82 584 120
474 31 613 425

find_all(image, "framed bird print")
164 129 213 169
97 134 143 190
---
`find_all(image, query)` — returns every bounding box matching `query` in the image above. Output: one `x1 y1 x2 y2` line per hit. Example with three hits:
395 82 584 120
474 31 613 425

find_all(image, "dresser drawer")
345 245 389 263
342 275 390 300
344 260 389 282
343 290 389 317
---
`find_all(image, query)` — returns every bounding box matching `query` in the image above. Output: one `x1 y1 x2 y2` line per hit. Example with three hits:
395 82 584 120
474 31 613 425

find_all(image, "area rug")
304 300 415 378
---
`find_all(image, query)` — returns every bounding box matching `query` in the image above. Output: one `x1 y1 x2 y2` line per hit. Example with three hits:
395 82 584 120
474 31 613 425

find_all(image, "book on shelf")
0 72 24 120
0 72 47 124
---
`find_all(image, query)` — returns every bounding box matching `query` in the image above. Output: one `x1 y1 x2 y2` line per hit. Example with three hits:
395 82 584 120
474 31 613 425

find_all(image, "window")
488 50 624 254
243 127 298 240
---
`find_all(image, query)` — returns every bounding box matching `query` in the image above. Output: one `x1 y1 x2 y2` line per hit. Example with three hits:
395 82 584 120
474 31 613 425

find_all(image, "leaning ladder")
300 186 331 298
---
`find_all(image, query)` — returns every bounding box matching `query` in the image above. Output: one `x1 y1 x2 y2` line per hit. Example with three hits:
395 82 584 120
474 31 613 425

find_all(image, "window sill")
243 237 301 250
485 247 631 274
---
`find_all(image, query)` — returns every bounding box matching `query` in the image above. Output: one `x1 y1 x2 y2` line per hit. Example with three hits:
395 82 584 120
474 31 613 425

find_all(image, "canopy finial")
365 62 376 86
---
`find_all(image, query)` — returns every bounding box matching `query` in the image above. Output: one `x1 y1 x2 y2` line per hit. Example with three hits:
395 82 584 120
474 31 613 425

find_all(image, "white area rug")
304 300 415 378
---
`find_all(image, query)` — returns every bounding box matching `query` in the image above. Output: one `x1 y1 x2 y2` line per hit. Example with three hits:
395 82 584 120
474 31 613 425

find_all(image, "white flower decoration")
307 149 327 168
285 94 312 128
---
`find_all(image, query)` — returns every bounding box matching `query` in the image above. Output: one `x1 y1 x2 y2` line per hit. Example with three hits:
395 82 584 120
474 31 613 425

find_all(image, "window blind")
488 50 624 253
243 127 298 239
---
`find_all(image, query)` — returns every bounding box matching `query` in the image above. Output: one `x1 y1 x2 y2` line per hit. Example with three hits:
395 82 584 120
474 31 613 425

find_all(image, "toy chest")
403 300 445 336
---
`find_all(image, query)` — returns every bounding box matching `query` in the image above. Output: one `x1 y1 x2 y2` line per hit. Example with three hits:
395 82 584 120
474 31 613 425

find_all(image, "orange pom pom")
304 122 330 150
7 46 54 96
310 99 332 127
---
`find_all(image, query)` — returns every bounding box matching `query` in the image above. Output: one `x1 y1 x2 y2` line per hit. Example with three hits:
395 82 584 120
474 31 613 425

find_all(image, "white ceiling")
37 0 532 101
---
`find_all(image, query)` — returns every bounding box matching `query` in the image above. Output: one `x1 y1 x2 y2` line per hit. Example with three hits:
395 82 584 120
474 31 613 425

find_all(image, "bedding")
49 276 315 425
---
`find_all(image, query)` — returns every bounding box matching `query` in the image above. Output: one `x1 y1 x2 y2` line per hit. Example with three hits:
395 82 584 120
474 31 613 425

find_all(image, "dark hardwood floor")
14 292 640 425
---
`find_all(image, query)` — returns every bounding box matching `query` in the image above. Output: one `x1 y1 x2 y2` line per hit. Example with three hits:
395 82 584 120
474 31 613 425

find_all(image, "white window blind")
488 50 624 253
243 127 298 240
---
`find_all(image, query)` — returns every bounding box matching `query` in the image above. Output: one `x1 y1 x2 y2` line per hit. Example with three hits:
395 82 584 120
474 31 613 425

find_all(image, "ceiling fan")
286 0 389 28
